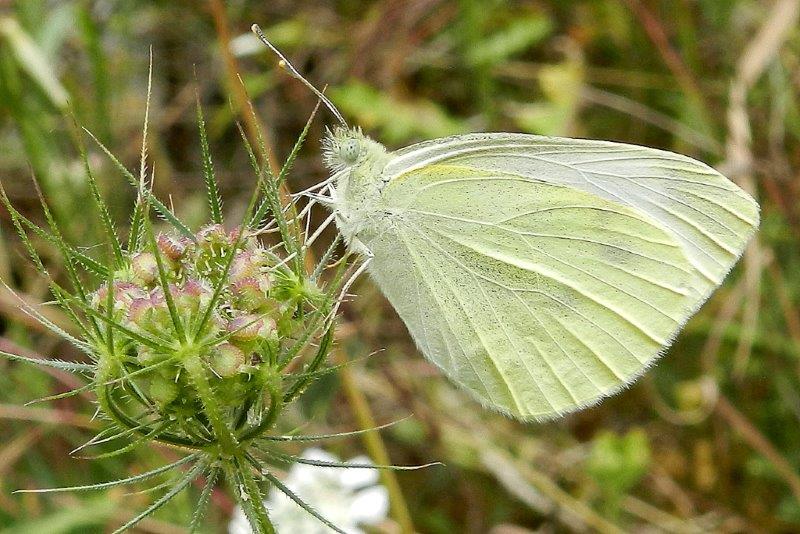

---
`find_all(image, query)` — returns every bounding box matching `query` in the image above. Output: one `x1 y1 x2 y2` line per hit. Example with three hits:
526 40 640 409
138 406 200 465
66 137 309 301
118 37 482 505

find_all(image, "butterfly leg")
303 212 337 251
290 177 335 198
330 254 373 319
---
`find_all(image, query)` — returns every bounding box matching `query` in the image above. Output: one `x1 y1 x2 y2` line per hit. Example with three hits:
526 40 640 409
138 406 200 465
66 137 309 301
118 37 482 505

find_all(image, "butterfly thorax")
323 127 393 252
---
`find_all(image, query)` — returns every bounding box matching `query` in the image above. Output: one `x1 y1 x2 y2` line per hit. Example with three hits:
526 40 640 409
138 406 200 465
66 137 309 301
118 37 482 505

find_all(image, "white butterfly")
254 26 759 421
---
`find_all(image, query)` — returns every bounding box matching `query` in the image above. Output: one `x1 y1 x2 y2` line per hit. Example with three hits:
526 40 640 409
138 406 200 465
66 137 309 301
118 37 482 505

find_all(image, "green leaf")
83 128 196 242
80 420 174 459
16 453 199 493
71 114 124 266
586 428 651 514
195 90 223 225
0 188 109 278
189 466 220 533
260 417 408 442
191 133 269 341
110 460 205 534
261 469 346 534
76 300 173 352
263 449 441 472
1 281 94 354
33 180 96 320
25 381 95 405
142 216 187 343
224 459 276 534
0 350 94 373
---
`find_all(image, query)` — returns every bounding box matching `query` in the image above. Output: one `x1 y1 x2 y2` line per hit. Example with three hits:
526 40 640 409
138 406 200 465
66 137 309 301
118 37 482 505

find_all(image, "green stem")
182 354 238 452
183 352 276 531
222 457 276 534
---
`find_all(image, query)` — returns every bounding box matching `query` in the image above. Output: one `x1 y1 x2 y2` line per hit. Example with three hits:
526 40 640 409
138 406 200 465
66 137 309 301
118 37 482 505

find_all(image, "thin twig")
714 394 800 503
622 0 710 125
206 0 280 177
334 351 416 534
723 0 800 378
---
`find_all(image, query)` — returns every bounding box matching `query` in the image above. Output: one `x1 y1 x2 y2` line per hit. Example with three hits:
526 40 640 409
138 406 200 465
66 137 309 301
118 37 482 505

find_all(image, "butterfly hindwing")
364 165 687 419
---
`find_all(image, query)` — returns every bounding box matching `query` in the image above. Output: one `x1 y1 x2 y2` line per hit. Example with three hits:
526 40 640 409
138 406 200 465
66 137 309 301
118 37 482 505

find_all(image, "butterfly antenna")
251 24 348 127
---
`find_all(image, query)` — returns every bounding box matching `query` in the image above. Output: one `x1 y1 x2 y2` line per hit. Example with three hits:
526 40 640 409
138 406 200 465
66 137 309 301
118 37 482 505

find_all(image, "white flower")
229 448 390 534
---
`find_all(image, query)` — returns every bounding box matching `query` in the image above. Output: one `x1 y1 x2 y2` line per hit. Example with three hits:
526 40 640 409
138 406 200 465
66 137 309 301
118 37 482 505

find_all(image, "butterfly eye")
339 139 361 164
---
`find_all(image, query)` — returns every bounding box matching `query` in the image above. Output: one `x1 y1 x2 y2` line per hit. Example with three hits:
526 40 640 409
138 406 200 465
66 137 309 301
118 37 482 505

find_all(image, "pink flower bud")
131 252 159 285
115 281 146 302
128 297 152 325
231 276 273 311
171 279 205 315
229 251 259 284
149 287 166 307
226 315 276 342
91 283 108 308
157 233 187 261
93 281 146 312
210 343 245 377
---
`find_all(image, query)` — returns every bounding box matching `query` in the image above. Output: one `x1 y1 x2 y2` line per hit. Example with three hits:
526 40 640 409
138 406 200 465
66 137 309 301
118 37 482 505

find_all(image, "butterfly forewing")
384 134 759 292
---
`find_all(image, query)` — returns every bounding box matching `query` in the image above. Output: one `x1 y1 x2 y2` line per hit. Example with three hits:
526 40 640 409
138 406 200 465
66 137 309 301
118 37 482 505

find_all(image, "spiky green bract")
0 102 428 533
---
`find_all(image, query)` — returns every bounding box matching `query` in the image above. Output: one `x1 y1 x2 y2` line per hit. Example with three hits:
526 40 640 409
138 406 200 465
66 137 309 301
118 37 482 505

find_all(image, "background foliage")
0 0 798 532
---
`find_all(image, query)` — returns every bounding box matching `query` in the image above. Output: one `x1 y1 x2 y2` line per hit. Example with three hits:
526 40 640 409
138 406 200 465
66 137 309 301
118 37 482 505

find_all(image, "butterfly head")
322 126 385 173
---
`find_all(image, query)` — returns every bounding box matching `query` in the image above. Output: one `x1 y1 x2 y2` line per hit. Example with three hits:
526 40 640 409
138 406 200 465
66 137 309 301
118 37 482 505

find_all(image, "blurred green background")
0 0 798 532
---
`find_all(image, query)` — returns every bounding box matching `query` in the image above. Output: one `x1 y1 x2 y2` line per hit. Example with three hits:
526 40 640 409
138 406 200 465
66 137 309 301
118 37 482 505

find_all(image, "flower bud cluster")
90 224 321 416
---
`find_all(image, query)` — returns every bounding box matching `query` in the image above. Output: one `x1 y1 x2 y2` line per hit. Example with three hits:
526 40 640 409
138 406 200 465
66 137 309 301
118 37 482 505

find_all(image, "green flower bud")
210 343 245 377
136 346 160 365
149 375 179 406
196 223 228 244
131 252 159 285
231 276 274 312
273 270 324 305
